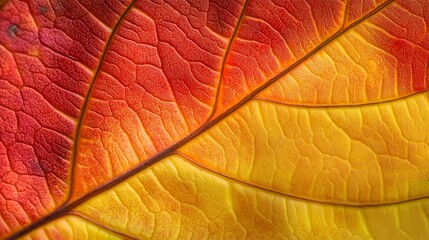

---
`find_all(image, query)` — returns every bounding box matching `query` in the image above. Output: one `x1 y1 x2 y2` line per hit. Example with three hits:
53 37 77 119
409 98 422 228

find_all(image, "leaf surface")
0 0 429 239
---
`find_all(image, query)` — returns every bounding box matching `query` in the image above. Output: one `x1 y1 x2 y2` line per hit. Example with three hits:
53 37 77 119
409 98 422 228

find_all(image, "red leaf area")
0 0 428 238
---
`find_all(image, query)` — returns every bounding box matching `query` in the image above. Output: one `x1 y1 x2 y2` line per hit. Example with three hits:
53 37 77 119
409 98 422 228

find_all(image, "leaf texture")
0 0 428 239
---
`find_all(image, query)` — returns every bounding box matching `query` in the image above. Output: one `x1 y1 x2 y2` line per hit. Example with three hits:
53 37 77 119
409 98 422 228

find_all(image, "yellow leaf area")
22 215 123 240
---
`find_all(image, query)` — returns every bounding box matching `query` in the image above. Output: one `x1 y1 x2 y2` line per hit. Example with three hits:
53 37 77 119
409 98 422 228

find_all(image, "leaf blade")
2 0 429 239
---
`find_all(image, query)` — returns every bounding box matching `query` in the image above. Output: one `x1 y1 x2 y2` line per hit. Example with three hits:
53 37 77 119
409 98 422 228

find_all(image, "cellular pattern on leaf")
0 0 428 239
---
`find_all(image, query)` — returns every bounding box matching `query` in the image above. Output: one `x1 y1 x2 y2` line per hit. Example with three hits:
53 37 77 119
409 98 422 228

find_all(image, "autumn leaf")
1 0 429 239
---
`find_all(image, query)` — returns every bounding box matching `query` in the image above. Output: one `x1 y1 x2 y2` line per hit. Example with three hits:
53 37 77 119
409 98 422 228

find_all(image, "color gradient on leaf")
259 0 429 105
212 0 347 116
1 0 428 239
71 0 246 198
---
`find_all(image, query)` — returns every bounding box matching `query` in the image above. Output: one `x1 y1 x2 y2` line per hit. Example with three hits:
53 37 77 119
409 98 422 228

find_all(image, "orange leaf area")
0 0 428 239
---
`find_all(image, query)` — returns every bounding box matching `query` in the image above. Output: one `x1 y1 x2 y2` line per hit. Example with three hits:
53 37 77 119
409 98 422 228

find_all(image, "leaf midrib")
7 0 396 239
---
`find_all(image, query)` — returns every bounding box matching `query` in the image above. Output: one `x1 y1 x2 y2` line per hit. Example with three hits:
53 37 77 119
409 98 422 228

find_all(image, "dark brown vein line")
253 90 429 108
66 0 137 203
207 0 250 122
6 1 395 239
0 0 8 8
69 212 139 240
174 151 429 208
